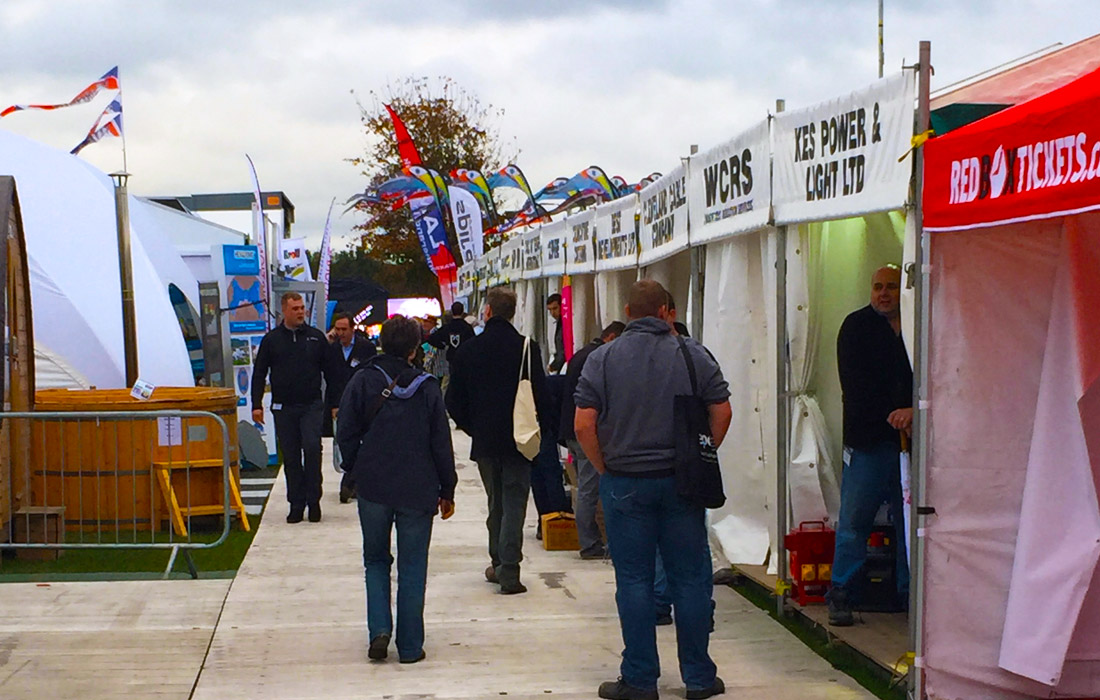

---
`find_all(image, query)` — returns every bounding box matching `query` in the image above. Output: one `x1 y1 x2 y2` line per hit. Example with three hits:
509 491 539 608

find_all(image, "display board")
522 226 543 280
540 219 568 277
688 119 771 243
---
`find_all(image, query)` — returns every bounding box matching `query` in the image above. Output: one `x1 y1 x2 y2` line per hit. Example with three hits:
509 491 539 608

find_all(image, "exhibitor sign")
773 70 916 224
565 209 595 275
688 119 771 243
594 194 639 272
638 164 689 266
540 219 568 277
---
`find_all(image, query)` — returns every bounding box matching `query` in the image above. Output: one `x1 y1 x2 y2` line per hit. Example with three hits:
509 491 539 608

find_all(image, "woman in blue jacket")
337 315 457 664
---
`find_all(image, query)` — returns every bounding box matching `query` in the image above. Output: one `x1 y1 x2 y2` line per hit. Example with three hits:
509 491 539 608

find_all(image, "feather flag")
318 198 335 299
70 98 123 154
385 103 422 168
536 166 619 202
245 154 270 331
2 67 119 117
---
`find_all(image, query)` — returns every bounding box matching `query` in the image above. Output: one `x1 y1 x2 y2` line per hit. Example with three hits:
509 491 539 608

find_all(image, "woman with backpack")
337 315 458 664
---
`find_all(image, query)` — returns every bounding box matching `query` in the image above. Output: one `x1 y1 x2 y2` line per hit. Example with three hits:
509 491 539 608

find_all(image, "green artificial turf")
727 576 908 700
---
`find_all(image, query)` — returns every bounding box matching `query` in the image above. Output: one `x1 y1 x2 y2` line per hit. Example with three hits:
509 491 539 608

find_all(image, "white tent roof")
0 128 195 389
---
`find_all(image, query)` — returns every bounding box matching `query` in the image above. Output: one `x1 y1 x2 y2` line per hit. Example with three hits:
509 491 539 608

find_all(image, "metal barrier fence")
2 410 243 578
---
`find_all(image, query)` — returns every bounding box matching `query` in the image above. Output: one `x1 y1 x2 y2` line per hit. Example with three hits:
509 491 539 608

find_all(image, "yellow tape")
898 129 936 162
774 579 792 596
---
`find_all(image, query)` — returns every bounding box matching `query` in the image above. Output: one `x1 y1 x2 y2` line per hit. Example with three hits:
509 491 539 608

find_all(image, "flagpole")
117 68 129 173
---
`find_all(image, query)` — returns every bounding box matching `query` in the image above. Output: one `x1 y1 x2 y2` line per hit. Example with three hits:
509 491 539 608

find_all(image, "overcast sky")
0 1 1095 251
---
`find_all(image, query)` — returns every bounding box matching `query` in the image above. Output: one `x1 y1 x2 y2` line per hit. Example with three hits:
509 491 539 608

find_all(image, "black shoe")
597 678 658 700
686 676 725 699
308 503 321 522
826 587 854 627
655 611 673 626
399 650 426 664
339 487 353 504
484 565 498 584
368 633 389 660
579 547 607 560
499 582 528 595
287 508 304 524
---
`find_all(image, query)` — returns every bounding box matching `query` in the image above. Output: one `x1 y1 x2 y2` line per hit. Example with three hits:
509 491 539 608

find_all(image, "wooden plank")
190 432 874 700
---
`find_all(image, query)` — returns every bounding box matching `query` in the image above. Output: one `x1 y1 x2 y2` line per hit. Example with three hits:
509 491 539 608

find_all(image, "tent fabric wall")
569 273 599 350
923 217 1100 699
595 269 636 329
643 249 691 317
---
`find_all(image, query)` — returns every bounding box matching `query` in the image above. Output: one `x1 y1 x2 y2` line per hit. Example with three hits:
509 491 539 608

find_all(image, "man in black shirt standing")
546 293 565 373
827 265 913 626
428 302 475 389
252 292 342 524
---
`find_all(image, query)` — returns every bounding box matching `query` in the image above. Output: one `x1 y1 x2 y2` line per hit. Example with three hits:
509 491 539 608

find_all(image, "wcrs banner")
566 209 595 275
773 71 916 224
540 219 568 277
638 164 689 266
688 119 771 243
595 194 639 272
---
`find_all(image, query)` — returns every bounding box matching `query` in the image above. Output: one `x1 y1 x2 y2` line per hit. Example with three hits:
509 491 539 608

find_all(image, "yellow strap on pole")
898 129 935 162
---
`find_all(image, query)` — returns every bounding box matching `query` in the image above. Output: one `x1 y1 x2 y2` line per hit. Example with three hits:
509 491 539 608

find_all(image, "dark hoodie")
336 353 457 514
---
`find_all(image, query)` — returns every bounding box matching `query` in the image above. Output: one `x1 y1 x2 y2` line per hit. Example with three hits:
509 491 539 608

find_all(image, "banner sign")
522 227 543 279
565 209 596 275
540 219 568 277
499 235 519 283
457 262 477 298
222 245 266 333
448 185 484 264
595 194 640 272
278 237 313 281
638 164 690 266
773 70 916 224
476 250 492 292
486 246 503 287
923 68 1100 231
688 119 771 243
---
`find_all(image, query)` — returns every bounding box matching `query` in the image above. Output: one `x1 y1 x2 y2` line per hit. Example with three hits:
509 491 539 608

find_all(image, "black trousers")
273 400 324 509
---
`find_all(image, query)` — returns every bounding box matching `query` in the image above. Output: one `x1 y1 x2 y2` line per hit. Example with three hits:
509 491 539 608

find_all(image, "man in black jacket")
446 286 544 594
559 321 624 559
546 293 565 373
327 312 378 503
826 265 913 627
428 301 475 365
252 292 342 524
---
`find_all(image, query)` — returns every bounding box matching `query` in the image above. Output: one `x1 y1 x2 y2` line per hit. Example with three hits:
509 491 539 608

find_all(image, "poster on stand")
638 164 690 266
522 227 543 279
541 220 568 278
565 209 596 275
595 194 640 272
773 70 916 224
688 119 771 244
222 245 266 333
278 237 313 281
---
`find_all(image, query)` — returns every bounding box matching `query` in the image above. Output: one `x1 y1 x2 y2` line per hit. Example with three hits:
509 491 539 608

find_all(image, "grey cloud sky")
0 0 1096 252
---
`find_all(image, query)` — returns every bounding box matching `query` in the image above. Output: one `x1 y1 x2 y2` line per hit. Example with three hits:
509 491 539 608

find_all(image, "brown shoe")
484 565 498 584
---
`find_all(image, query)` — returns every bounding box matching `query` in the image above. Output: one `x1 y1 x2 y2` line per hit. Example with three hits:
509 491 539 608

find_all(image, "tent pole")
773 97 790 617
909 39 932 700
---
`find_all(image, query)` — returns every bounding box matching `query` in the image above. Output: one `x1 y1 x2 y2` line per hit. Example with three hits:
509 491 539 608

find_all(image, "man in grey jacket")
575 279 732 700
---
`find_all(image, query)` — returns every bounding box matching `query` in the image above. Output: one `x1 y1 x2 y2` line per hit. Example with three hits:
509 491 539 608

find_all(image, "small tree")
347 76 516 298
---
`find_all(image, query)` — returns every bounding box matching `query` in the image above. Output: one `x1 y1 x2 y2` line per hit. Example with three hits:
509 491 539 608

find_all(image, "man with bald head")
575 279 731 700
826 265 913 627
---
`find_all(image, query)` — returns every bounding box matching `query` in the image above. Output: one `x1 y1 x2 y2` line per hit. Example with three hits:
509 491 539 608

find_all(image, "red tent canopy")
924 66 1100 231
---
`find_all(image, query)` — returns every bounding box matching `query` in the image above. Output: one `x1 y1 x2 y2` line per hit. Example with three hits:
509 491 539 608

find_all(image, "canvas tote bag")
513 336 541 460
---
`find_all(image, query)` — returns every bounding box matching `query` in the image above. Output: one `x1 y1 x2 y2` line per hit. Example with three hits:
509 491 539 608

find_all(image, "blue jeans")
601 472 717 692
831 442 909 594
567 440 604 554
357 498 434 660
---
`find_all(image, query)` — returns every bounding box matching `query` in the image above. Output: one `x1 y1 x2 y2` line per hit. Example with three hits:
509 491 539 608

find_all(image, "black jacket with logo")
428 317 475 362
251 322 342 410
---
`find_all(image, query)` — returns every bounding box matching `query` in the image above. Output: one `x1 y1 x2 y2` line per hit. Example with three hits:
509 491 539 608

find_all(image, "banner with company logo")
500 234 524 284
522 226 543 279
773 71 916 224
924 67 1100 231
638 164 690 266
540 218 568 277
477 249 493 291
565 209 596 275
594 194 640 272
448 185 484 264
457 262 477 298
689 120 771 243
278 237 313 281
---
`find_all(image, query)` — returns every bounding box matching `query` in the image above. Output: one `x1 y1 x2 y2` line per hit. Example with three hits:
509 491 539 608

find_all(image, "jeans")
273 400 324 509
357 498 434 660
567 440 603 554
654 553 671 618
601 472 717 692
831 442 910 594
476 456 532 587
531 436 572 516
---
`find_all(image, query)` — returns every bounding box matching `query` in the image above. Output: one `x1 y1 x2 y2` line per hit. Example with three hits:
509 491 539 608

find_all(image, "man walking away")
252 292 342 524
559 321 625 559
546 293 565 373
327 312 378 503
428 302 475 392
446 286 545 595
575 280 732 700
826 264 912 626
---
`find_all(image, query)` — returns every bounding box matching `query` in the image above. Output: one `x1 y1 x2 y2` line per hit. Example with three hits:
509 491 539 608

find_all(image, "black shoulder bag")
673 336 726 509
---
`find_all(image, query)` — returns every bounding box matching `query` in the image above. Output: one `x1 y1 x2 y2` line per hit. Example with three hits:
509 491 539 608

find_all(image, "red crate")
784 521 836 606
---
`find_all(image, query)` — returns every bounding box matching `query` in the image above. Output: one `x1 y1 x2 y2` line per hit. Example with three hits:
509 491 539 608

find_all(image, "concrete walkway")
0 430 875 699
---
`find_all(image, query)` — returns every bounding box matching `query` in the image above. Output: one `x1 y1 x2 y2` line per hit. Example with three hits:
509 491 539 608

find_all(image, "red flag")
385 104 422 168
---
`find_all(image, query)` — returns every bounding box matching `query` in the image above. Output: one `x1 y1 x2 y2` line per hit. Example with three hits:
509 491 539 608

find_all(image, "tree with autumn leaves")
343 77 515 298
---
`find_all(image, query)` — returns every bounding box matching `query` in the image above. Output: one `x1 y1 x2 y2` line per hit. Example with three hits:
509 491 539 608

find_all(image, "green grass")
726 577 907 700
0 510 263 582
